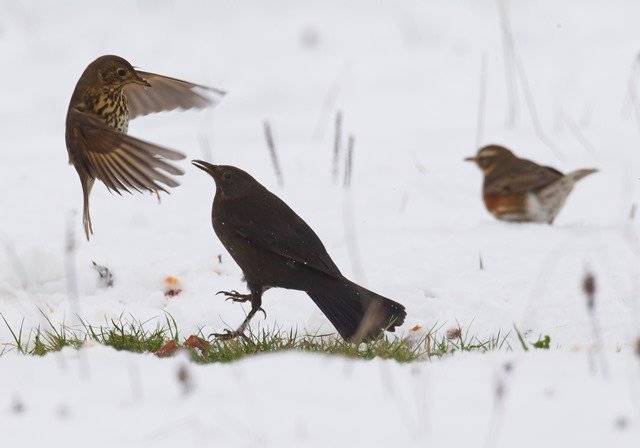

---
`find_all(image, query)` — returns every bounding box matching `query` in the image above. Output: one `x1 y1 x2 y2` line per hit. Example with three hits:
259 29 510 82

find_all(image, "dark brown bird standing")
66 55 225 240
192 161 407 342
465 145 597 223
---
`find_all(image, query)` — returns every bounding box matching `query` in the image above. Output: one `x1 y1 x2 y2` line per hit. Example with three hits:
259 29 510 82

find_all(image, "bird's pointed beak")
464 156 477 162
134 74 151 87
192 160 220 179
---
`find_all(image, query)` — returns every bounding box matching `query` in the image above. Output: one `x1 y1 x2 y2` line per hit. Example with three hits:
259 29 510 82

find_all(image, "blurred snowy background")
1 0 640 446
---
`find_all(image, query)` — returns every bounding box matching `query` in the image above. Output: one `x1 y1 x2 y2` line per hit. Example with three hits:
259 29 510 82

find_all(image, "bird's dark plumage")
66 55 225 240
193 161 406 342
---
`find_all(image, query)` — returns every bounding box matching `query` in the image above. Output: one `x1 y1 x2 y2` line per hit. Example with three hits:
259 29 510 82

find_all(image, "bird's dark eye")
117 68 127 77
222 172 232 181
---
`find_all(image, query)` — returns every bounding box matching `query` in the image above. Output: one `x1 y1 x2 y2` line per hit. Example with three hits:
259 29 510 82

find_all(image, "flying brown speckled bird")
65 55 225 240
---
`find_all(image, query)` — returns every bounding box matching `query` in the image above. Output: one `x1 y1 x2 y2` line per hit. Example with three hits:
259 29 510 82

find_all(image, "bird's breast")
483 192 527 220
84 89 130 133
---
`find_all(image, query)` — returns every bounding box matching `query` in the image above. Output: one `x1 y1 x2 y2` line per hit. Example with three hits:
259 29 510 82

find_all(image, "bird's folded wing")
69 109 185 194
125 71 226 119
486 160 563 194
231 193 342 278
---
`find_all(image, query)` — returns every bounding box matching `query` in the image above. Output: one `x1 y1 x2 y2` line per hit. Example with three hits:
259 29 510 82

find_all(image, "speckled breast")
89 90 130 134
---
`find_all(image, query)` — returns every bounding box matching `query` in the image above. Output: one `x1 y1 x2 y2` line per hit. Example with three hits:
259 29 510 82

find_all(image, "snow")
1 0 640 446
2 347 639 447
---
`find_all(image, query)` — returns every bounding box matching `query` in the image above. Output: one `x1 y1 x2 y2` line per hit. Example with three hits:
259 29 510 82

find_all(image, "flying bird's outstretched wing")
125 71 225 119
67 109 185 194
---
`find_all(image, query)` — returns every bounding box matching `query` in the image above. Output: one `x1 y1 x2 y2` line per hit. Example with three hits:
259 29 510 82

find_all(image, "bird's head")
192 161 257 199
464 145 515 175
89 55 151 92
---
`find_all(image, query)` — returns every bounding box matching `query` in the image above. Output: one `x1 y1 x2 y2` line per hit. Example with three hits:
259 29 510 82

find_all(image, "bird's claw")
210 329 250 341
258 307 267 319
216 289 240 296
216 290 251 303
225 296 251 303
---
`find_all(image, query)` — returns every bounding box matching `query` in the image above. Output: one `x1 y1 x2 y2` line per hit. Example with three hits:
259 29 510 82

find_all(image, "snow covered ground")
1 0 640 446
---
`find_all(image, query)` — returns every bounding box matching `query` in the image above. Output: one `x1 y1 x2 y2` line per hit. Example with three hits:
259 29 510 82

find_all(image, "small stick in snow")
479 252 485 270
621 55 640 122
65 215 90 379
11 397 24 414
484 362 512 448
628 64 640 142
398 193 408 213
579 102 593 128
177 364 194 395
583 271 609 378
263 120 284 187
513 47 564 160
497 0 518 128
475 52 488 148
342 187 365 283
314 61 351 139
343 135 354 188
0 232 67 369
332 111 343 184
563 114 597 154
127 360 143 402
497 0 564 161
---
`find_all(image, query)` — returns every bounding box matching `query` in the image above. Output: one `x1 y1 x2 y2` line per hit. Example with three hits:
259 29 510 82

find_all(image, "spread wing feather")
67 109 185 194
125 71 225 119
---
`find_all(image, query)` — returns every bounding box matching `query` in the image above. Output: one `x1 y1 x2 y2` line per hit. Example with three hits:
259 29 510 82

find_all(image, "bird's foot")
216 290 251 303
210 329 250 341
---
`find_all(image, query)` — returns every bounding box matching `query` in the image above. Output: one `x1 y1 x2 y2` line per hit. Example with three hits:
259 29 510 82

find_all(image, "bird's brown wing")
228 191 342 279
125 71 225 119
68 109 185 194
485 159 564 194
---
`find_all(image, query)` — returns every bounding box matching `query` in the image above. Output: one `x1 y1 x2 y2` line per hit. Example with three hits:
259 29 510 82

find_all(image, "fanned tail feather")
306 278 406 342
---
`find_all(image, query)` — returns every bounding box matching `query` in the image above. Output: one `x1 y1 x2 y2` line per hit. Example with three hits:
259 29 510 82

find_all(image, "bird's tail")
306 279 406 342
566 168 598 184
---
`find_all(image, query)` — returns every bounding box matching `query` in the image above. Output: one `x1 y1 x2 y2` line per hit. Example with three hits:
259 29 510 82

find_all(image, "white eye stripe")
479 151 497 157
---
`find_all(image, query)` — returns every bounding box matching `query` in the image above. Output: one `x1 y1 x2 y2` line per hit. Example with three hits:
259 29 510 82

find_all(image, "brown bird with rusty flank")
465 145 597 224
66 55 225 240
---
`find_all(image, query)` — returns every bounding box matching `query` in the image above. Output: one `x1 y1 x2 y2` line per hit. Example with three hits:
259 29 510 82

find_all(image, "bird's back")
212 185 342 289
484 157 563 195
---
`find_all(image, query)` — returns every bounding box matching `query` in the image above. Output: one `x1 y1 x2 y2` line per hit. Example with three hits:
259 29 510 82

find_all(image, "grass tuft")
0 314 515 364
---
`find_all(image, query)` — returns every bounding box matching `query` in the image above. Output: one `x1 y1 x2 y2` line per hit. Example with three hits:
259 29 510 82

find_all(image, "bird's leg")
81 176 95 241
212 286 266 340
216 289 267 317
